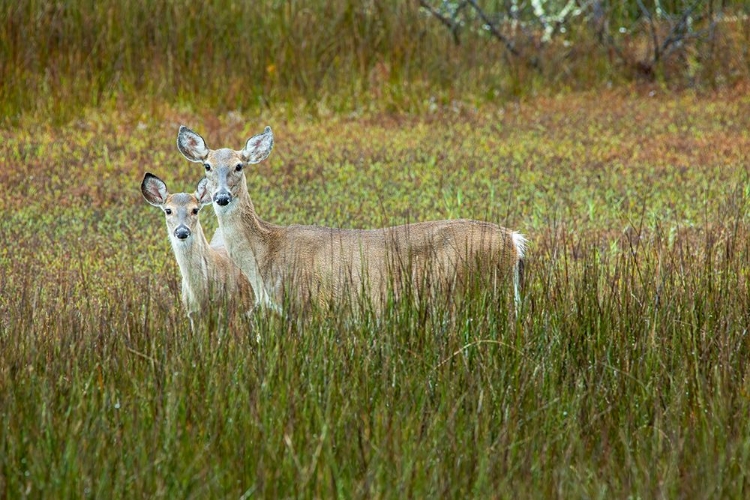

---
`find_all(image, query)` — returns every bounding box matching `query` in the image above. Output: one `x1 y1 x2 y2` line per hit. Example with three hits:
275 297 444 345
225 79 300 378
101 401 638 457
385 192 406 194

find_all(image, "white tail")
176 126 526 315
512 231 526 311
141 173 254 329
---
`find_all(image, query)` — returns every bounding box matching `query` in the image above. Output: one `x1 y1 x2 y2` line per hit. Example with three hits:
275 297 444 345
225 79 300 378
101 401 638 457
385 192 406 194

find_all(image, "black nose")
175 227 190 240
214 193 231 206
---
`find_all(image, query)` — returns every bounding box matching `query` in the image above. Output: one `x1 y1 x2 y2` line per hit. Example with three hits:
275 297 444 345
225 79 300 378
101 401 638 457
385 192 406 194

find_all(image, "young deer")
176 126 526 315
141 173 254 329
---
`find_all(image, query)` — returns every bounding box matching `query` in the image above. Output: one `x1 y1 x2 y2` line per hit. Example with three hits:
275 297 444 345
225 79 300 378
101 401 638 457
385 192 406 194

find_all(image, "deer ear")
141 173 169 206
177 126 209 162
195 177 212 206
241 126 274 164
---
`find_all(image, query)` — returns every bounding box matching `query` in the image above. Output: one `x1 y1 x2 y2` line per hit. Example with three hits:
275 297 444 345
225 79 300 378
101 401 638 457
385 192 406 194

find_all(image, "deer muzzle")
214 191 232 206
174 225 191 240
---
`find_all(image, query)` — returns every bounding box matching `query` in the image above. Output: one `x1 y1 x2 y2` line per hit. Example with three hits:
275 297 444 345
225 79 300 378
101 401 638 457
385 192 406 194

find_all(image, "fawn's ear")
241 126 274 164
195 177 212 206
141 173 169 206
177 126 209 162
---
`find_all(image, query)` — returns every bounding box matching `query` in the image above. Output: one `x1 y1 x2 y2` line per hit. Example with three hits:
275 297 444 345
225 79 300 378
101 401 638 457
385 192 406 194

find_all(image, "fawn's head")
176 126 274 211
141 173 212 243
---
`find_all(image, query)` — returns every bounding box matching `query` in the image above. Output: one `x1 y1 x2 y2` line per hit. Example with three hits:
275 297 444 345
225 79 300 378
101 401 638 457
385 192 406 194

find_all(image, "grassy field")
1 86 749 497
2 0 748 123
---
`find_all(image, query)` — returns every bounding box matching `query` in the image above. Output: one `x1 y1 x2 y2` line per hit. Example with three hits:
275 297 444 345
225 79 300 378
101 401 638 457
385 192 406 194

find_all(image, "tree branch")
418 0 462 45
466 0 521 58
660 0 702 58
636 0 661 63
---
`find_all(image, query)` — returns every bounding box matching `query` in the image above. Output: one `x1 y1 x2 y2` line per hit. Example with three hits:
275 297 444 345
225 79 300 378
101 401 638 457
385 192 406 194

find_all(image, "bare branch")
465 0 522 58
598 28 631 68
418 0 719 82
636 0 661 62
418 0 462 45
660 0 702 57
591 1 630 67
661 25 714 61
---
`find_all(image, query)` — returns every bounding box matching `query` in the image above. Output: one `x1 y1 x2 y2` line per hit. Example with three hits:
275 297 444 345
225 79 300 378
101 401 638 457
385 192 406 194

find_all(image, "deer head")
176 126 274 211
141 173 212 243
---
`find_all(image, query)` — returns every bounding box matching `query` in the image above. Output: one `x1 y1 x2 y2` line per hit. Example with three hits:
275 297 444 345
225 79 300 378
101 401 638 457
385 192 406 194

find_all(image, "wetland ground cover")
1 87 749 497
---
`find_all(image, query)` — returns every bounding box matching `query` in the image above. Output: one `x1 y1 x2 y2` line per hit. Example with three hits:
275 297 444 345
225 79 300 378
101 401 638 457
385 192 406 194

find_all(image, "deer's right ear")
141 173 169 206
177 126 209 162
195 178 212 206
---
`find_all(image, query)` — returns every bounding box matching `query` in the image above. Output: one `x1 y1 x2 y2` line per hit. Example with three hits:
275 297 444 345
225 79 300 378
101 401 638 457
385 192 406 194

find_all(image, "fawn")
141 173 254 329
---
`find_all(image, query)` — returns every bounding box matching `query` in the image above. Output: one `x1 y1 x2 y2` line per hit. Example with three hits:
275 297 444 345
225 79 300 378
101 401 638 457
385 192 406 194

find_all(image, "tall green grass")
1 201 748 497
1 90 749 496
2 0 748 123
3 213 749 496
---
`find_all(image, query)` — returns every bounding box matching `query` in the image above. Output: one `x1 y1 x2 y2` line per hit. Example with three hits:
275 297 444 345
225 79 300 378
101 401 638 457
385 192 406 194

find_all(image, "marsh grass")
1 1 749 123
2 212 748 497
1 91 749 497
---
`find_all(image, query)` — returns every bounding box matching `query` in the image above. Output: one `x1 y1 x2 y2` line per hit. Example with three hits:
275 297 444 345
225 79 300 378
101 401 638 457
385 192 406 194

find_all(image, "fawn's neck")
171 223 213 296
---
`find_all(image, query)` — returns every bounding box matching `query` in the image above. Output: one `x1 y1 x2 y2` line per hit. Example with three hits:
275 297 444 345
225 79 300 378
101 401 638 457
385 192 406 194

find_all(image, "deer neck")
170 223 212 304
213 190 278 310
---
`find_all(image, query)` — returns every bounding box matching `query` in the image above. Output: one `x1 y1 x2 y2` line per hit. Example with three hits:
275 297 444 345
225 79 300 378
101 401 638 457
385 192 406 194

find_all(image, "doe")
177 126 526 315
141 173 254 330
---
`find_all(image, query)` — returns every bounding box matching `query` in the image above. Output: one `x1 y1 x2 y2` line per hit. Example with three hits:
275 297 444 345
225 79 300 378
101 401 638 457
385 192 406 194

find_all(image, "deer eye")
235 164 243 172
204 164 211 172
192 208 199 215
165 208 172 215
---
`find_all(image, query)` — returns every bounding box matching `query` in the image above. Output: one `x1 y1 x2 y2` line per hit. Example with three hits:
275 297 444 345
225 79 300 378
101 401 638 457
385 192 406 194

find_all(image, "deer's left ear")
241 126 274 164
177 126 209 163
141 173 169 206
195 177 212 206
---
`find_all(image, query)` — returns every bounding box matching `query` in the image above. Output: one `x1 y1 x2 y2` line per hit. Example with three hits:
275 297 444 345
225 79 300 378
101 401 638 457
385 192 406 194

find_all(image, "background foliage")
1 1 749 498
1 0 748 122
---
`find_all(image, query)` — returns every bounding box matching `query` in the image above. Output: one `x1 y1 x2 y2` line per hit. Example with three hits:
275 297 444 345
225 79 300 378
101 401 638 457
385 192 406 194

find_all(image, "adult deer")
141 173 254 329
177 126 526 315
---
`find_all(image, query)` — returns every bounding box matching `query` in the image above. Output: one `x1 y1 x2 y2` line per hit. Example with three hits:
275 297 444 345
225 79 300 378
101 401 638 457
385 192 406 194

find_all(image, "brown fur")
141 173 254 328
177 127 526 315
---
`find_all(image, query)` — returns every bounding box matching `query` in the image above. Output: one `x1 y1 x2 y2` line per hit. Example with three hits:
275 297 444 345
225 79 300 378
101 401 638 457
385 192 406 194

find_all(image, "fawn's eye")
204 164 211 172
192 208 199 215
235 164 243 172
165 208 172 215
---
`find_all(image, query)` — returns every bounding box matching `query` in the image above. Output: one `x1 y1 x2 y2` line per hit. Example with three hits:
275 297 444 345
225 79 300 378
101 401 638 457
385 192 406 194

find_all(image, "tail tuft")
511 231 527 260
511 232 527 311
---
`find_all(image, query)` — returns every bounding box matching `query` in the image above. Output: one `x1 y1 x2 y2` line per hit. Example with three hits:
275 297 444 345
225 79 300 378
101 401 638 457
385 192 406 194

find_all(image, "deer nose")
214 192 231 206
174 226 191 240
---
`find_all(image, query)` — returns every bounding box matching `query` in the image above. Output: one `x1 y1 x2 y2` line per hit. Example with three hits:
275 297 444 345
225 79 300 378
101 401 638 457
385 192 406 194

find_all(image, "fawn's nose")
214 192 231 206
174 225 191 240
